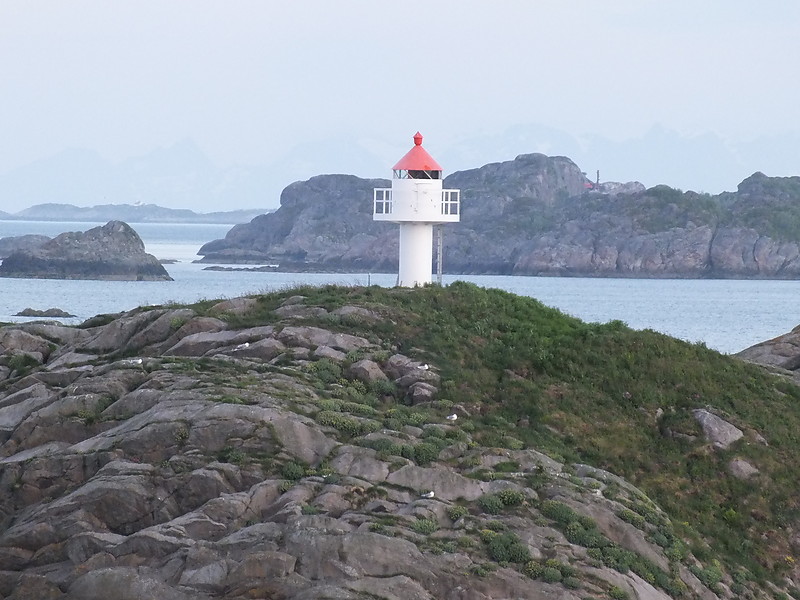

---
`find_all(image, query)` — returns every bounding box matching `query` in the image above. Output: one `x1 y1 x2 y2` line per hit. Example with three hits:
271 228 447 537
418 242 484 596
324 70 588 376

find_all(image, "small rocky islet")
0 221 171 281
13 308 76 318
0 283 798 599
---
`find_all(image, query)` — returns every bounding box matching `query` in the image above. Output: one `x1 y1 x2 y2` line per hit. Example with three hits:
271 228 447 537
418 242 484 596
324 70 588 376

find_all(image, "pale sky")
1 1 799 211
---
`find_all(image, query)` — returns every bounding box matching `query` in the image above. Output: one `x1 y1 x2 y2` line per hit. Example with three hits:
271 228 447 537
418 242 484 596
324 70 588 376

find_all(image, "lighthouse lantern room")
373 132 460 287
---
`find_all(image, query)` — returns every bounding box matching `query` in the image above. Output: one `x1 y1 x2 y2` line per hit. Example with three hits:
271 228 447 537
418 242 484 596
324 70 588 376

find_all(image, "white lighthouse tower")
373 132 460 287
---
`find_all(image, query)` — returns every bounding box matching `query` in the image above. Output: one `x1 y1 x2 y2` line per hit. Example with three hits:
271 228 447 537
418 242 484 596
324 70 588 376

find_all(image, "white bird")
420 491 435 499
235 342 250 350
446 414 458 421
419 363 429 370
123 358 143 366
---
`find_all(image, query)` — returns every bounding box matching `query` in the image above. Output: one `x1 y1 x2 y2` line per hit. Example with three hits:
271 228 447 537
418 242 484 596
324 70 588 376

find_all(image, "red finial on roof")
392 132 443 171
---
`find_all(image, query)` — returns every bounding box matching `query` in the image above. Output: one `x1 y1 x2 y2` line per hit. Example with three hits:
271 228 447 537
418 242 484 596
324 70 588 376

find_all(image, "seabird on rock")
235 342 250 350
420 491 435 499
446 414 458 421
419 363 429 370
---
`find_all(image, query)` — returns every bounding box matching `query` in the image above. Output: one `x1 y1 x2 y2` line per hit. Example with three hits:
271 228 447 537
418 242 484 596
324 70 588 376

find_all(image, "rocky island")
14 308 77 318
0 220 172 281
0 283 798 598
199 155 800 279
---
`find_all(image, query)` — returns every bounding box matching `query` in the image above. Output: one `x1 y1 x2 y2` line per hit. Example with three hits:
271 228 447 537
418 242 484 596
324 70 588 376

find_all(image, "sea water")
1 220 798 355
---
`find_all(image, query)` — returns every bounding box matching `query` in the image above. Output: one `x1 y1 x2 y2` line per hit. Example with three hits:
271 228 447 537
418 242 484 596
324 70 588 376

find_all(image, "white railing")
374 188 393 215
374 187 460 221
441 189 460 216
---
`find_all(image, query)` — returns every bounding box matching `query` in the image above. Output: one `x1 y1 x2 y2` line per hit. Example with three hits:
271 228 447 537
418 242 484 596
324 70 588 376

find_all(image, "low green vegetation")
478 489 527 515
204 281 800 588
129 279 800 596
447 505 469 521
217 446 246 465
481 529 530 563
5 353 40 377
280 461 307 480
411 517 439 535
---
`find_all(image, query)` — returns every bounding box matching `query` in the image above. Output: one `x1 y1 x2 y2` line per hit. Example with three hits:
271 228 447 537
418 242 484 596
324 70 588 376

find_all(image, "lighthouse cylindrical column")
398 223 433 287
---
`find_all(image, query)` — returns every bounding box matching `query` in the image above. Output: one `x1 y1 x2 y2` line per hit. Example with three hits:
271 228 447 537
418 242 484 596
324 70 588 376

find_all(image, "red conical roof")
392 132 443 171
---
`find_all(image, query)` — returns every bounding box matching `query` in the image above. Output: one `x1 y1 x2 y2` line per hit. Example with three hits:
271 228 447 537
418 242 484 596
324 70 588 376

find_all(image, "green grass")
152 281 800 588
220 281 800 584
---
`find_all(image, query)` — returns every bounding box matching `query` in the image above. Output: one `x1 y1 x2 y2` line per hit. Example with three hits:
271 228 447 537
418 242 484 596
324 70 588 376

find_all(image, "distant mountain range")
0 140 280 215
435 123 800 196
0 203 270 224
1 125 798 216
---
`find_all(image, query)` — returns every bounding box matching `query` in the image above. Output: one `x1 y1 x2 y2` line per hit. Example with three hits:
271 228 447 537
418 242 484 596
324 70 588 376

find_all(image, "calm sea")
1 220 798 355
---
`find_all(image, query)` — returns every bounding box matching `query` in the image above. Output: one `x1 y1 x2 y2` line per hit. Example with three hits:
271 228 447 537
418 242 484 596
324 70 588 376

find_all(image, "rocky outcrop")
0 234 50 258
692 409 743 449
0 290 762 599
198 174 396 268
735 322 800 396
198 155 590 272
0 221 171 281
736 324 800 372
198 158 800 279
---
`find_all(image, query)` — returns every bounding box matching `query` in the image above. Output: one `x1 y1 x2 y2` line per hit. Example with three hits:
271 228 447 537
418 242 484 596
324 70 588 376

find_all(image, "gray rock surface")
349 359 389 384
693 409 744 449
0 234 50 259
736 324 800 374
0 221 172 281
728 458 759 479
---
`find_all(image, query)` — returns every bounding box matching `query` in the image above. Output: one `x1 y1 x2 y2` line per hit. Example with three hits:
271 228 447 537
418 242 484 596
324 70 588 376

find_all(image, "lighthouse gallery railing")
373 189 460 217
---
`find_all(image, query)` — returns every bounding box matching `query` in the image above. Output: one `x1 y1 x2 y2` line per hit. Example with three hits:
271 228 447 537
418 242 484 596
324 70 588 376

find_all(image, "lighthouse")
373 132 460 287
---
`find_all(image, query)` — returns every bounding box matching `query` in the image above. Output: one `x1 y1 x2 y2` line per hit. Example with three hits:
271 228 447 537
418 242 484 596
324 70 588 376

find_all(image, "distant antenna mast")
596 170 600 187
